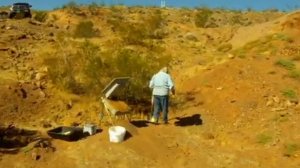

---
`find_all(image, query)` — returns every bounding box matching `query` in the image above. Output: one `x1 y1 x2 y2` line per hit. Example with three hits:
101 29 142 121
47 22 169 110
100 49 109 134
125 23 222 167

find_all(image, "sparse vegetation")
275 59 295 70
283 143 299 157
107 9 166 45
273 33 293 42
73 21 97 38
194 8 213 28
33 11 48 22
233 48 247 58
281 89 297 99
44 40 107 95
62 0 80 10
256 133 272 145
231 15 243 25
289 69 300 79
88 2 100 15
217 43 232 52
44 33 170 101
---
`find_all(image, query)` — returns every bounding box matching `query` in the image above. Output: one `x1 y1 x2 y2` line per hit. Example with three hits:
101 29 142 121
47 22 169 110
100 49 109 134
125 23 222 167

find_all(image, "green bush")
44 38 171 101
122 24 147 45
44 40 105 95
62 1 79 9
51 14 58 21
34 11 48 22
256 133 272 145
88 2 100 15
145 10 166 39
289 70 300 79
44 56 82 94
232 48 246 58
275 59 295 70
108 10 166 45
106 48 171 101
73 21 97 38
231 15 243 25
217 43 232 52
194 8 213 28
273 33 293 42
281 89 297 99
283 143 299 157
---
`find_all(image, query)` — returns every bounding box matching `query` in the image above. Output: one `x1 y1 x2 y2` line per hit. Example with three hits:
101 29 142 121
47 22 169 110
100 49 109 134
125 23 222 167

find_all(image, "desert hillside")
0 5 300 168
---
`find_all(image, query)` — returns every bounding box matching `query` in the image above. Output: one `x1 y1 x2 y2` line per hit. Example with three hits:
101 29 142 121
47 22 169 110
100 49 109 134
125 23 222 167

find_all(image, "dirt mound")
280 11 300 42
0 82 49 125
280 11 300 29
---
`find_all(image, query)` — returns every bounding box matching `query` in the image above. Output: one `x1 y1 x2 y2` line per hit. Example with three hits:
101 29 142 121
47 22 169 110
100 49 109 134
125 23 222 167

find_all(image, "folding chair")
99 77 131 125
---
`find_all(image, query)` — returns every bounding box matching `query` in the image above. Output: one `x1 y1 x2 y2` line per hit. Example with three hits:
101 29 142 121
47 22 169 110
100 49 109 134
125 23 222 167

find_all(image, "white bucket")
108 126 126 143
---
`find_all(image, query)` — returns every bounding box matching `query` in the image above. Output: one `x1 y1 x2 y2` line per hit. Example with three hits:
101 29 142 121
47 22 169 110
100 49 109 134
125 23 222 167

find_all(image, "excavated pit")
0 126 39 153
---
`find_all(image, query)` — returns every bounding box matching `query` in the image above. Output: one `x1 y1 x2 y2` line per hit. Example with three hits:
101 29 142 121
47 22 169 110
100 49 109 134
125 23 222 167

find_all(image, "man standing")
149 67 175 124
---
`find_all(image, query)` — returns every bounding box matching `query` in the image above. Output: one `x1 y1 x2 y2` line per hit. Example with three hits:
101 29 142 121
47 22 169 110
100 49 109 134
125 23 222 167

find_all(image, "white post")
161 0 166 8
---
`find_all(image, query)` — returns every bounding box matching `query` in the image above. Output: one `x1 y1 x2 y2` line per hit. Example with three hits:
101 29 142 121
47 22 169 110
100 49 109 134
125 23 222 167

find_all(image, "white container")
83 124 97 135
108 126 126 143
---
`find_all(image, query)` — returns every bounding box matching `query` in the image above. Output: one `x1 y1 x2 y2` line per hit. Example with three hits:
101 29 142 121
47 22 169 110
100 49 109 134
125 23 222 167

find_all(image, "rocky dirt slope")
0 6 299 168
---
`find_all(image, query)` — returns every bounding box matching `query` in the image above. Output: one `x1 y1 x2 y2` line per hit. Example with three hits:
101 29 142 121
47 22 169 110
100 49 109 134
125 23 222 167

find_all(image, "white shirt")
149 71 174 96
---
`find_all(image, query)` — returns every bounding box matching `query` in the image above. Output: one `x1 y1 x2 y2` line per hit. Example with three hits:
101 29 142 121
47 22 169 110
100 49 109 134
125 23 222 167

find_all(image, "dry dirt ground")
0 7 300 168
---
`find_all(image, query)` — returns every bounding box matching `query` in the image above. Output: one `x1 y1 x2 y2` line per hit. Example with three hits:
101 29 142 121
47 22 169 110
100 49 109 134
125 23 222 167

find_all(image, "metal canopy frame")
101 77 130 99
99 77 131 125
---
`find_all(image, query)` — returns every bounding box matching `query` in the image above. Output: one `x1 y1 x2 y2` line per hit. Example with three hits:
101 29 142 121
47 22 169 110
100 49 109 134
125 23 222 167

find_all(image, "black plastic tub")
47 126 84 141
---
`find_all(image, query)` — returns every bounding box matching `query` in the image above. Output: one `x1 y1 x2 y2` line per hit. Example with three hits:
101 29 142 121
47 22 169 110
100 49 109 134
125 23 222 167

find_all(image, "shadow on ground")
124 131 132 141
174 114 202 126
130 120 149 128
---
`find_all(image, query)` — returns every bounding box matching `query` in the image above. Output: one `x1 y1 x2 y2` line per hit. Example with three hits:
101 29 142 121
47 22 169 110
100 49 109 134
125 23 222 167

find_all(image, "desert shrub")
283 143 299 157
232 48 246 58
76 41 106 94
34 11 48 22
62 1 79 9
88 2 100 15
145 10 166 39
231 15 243 25
275 59 295 70
107 12 123 31
51 14 58 21
108 9 166 45
264 8 279 12
256 133 272 145
217 43 232 52
44 40 105 95
194 8 213 28
243 40 262 50
289 70 300 79
122 24 147 45
105 48 171 101
73 21 97 38
273 33 293 42
44 55 82 94
44 36 170 100
88 2 99 8
281 89 297 99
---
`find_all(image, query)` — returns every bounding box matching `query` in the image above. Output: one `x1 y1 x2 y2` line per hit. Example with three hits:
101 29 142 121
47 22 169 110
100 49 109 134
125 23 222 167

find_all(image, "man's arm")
167 75 175 95
149 75 155 88
171 86 175 95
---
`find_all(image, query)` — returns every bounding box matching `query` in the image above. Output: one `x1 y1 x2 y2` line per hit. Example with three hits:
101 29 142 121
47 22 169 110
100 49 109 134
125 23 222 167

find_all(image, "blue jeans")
153 95 169 122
